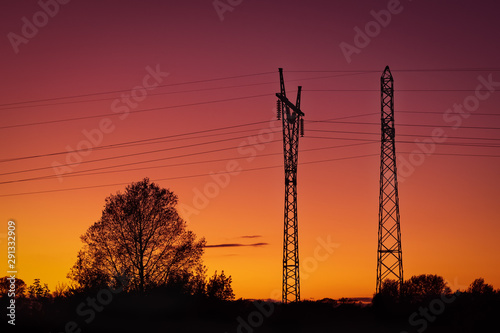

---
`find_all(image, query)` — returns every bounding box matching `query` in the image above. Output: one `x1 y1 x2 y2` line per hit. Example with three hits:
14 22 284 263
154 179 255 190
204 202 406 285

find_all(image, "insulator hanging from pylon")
277 100 281 120
300 118 304 137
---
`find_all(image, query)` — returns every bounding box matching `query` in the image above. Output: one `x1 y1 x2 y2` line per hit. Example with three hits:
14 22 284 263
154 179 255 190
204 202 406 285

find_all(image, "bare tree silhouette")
68 178 205 293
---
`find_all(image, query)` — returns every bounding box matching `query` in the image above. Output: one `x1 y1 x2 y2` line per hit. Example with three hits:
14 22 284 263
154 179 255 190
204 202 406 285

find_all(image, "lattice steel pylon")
276 68 304 303
376 66 404 294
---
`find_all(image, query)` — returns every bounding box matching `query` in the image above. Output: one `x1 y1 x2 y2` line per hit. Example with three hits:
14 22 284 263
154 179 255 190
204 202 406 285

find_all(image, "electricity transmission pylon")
376 66 404 294
276 68 304 303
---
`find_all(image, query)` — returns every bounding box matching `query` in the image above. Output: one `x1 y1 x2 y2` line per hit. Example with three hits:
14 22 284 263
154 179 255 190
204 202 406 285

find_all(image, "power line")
0 83 276 111
0 142 376 185
21 142 265 178
0 73 369 111
306 120 500 131
0 93 271 130
3 119 498 178
0 134 281 177
3 67 498 112
14 126 500 185
400 152 500 158
398 111 500 116
4 146 500 198
0 153 378 197
4 123 498 179
0 140 282 183
310 113 379 120
306 136 379 142
307 129 500 142
2 113 379 163
3 69 497 113
0 113 382 179
307 136 500 148
0 71 276 108
4 75 497 129
0 120 272 163
288 68 500 73
305 89 497 92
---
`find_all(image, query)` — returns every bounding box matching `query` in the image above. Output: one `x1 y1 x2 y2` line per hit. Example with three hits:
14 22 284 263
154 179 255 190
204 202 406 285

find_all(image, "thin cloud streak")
205 242 269 248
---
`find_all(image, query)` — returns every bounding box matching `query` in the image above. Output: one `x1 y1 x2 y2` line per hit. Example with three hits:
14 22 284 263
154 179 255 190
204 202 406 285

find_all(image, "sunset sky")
1 0 499 300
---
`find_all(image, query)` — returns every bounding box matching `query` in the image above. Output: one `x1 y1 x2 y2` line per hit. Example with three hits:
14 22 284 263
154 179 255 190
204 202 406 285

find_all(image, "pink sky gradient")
0 0 499 299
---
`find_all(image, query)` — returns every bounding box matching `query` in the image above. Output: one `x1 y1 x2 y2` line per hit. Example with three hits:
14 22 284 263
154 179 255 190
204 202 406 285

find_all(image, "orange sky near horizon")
1 1 499 300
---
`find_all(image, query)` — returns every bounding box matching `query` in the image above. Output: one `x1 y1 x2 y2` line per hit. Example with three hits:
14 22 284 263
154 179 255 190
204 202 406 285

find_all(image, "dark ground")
2 291 499 333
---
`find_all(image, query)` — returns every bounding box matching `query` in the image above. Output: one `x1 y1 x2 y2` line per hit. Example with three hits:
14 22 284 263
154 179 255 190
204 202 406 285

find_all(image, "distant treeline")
1 273 498 332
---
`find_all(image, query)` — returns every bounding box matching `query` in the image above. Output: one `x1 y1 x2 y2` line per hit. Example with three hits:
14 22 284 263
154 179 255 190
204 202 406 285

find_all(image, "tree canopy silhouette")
374 274 453 309
467 278 494 295
377 278 400 299
27 278 51 299
0 276 26 298
206 270 235 301
68 178 205 293
403 274 451 301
